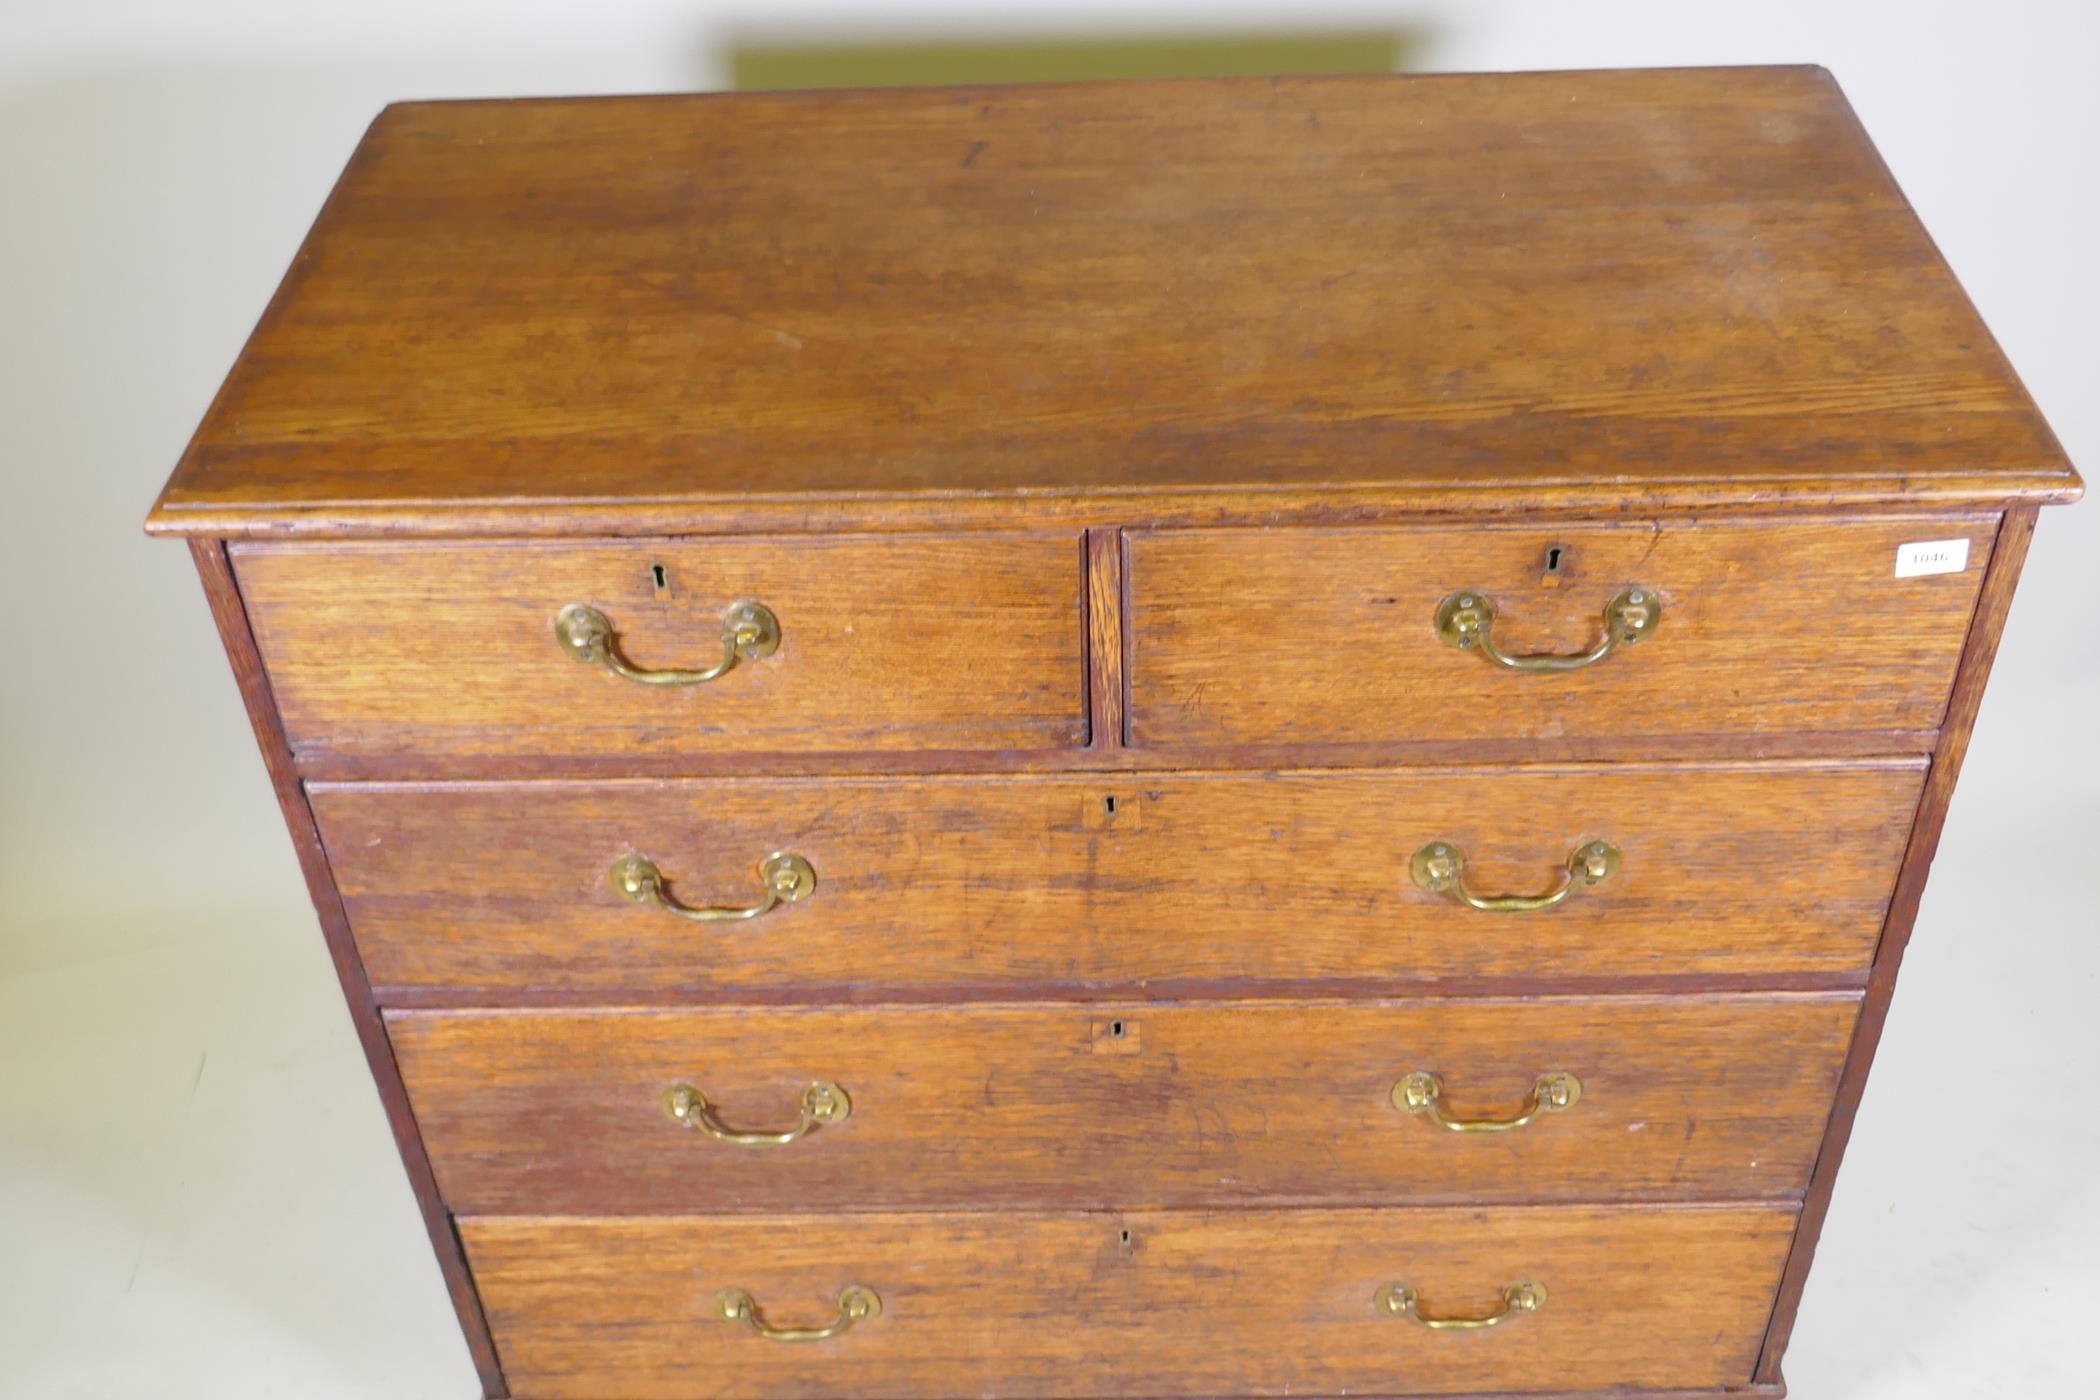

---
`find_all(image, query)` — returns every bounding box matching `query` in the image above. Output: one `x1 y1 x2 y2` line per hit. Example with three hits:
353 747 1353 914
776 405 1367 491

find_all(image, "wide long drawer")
320 761 1923 995
462 1204 1797 1398
1127 515 1995 747
232 534 1086 766
392 994 1857 1214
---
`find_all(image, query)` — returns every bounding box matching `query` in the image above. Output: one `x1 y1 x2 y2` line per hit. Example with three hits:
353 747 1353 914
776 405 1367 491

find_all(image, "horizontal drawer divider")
373 970 1873 1011
456 1196 1810 1222
436 1183 1818 1218
293 729 1943 781
307 751 1932 792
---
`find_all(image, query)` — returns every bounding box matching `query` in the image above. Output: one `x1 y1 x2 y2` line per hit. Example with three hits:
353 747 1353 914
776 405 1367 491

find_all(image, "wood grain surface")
232 535 1085 763
316 762 1923 995
1129 515 1996 746
1085 526 1124 748
462 1204 1798 1398
146 68 2078 543
389 994 1857 1214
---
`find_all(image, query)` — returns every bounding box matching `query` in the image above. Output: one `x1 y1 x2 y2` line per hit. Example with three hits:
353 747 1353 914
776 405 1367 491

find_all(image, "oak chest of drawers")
148 68 2080 1399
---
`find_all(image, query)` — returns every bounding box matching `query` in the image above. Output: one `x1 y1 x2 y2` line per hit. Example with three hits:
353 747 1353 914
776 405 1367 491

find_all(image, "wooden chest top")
147 66 2077 539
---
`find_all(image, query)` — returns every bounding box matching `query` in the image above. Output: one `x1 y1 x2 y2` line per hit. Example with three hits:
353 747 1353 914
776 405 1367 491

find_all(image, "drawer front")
393 995 1857 1214
232 535 1086 765
1128 516 1995 747
320 762 1921 994
463 1204 1795 1398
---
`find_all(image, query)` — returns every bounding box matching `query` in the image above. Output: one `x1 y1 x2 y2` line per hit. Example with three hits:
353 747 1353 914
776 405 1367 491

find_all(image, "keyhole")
1103 795 1118 815
650 563 669 594
1109 1020 1126 1038
1540 544 1566 589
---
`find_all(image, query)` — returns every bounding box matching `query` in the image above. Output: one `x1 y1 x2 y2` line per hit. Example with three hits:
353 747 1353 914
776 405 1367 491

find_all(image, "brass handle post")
714 1285 881 1342
1435 587 1658 672
663 1081 850 1146
612 853 815 923
1376 1280 1547 1330
1391 1071 1582 1132
1411 840 1619 912
556 600 779 685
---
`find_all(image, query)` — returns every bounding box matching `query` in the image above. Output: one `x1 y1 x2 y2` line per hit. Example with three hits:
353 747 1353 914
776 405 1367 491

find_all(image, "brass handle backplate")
1411 840 1620 912
1376 1279 1547 1330
1392 1071 1583 1132
556 600 779 685
613 853 815 922
664 1081 850 1146
1435 587 1658 672
714 1285 880 1342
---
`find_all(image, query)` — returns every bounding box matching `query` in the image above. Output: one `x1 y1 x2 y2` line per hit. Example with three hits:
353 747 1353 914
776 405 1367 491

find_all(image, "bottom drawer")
464 1205 1796 1398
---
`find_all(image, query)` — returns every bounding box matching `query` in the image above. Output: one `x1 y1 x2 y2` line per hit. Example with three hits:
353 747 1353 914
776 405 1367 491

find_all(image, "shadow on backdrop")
724 31 1424 91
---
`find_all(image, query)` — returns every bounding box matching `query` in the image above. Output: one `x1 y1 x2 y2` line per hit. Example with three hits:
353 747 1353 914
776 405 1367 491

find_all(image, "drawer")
320 761 1922 994
1127 515 1996 747
392 994 1857 1214
463 1204 1796 1398
231 534 1086 765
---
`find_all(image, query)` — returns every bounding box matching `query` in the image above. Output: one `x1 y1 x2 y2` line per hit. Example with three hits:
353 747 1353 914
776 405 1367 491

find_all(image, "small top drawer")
233 534 1086 767
1126 515 1995 748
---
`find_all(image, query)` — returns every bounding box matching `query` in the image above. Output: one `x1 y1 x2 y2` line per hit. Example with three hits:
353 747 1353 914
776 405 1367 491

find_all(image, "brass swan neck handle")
1391 1070 1583 1132
1376 1280 1547 1330
556 600 779 685
1435 587 1658 672
713 1285 881 1342
1411 840 1620 913
612 853 815 923
663 1081 850 1146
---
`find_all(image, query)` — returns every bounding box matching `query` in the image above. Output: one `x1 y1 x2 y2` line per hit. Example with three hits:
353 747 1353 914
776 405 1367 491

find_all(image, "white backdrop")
2 3 2094 1396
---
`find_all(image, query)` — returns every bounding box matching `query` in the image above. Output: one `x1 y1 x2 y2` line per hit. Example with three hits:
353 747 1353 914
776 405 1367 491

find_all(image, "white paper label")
1894 538 1971 578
